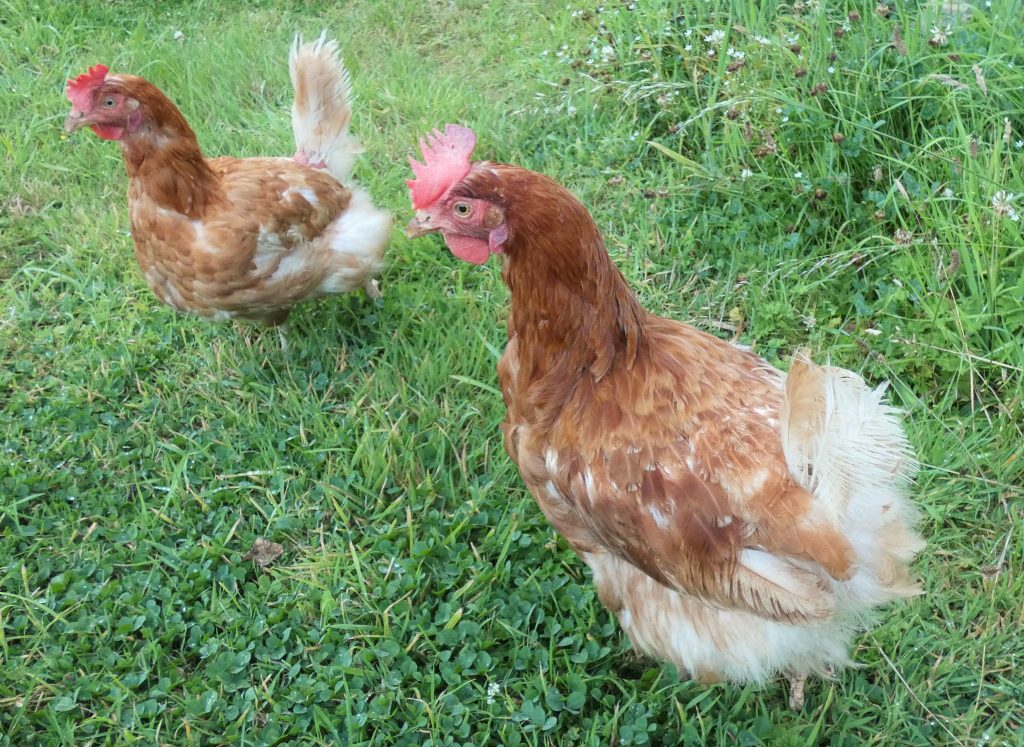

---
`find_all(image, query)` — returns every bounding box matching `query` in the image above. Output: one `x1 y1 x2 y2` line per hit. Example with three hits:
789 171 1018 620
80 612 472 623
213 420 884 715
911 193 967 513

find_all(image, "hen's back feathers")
289 33 361 182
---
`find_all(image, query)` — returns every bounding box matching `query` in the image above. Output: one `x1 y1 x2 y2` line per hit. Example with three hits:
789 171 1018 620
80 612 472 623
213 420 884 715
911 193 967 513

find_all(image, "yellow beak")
64 110 89 133
406 214 440 239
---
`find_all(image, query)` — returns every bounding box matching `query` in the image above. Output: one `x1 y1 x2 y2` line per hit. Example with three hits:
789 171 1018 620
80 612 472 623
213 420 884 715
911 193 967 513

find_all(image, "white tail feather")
289 32 361 182
781 353 924 609
782 354 917 515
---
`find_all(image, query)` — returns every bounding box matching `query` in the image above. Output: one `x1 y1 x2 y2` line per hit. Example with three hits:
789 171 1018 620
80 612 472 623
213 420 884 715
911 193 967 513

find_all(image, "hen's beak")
64 110 89 134
406 214 440 239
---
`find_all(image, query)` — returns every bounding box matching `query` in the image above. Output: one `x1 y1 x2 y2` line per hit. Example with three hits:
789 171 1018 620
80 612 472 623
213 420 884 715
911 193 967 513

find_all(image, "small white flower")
828 65 835 74
740 168 753 179
704 29 725 46
1015 140 1023 149
992 191 1019 221
775 107 783 114
486 682 501 704
684 44 693 52
753 35 770 45
708 49 716 56
567 105 577 115
794 171 803 178
992 191 1016 208
629 130 640 141
781 115 789 122
684 28 693 38
173 29 185 41
941 187 954 198
930 24 951 46
786 33 799 44
600 45 616 62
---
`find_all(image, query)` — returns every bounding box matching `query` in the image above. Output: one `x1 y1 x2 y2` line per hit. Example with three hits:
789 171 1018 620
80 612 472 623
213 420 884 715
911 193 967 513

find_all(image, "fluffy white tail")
289 32 361 182
781 352 924 604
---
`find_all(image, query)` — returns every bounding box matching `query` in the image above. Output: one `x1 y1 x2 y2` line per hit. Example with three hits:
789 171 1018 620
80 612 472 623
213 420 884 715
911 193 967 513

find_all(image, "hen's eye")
103 97 116 108
453 202 471 217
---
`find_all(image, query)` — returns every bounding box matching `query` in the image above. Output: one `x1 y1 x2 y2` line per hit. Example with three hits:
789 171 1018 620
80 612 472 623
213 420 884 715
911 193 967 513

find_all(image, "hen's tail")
781 352 924 607
289 32 362 182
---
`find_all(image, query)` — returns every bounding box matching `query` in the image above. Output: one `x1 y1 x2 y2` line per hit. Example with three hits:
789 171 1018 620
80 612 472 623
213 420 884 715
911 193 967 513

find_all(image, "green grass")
1 0 1022 744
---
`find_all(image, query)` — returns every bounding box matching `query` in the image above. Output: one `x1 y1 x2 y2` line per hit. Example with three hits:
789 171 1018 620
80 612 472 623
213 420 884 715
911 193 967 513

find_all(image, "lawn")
1 0 1022 744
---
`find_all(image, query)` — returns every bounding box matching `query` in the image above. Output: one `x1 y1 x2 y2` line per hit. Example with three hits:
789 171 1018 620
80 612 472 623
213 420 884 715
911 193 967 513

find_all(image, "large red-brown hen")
405 125 924 707
64 34 391 342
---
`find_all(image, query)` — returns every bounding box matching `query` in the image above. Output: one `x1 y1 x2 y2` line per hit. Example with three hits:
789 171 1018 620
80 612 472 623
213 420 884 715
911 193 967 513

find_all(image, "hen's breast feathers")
502 317 870 625
129 157 388 319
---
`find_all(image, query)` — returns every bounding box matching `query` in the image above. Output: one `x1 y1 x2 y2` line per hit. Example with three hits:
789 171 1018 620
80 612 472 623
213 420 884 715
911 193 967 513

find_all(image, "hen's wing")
204 156 351 274
509 319 855 624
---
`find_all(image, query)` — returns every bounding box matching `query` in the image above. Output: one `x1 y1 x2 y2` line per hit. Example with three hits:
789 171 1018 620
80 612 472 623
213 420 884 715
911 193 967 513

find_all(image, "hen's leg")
364 278 382 299
787 673 807 709
263 310 291 351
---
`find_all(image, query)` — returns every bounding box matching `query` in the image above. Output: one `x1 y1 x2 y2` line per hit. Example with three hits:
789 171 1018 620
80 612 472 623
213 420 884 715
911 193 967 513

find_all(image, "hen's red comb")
66 64 109 110
407 124 476 210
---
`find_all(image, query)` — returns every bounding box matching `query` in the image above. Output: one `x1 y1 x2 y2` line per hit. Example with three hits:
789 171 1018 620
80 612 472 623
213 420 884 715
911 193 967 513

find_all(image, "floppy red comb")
407 124 476 210
66 64 109 110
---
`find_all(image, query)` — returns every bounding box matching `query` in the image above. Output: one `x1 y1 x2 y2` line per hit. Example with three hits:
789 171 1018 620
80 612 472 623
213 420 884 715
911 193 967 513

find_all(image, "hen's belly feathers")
498 321 922 684
127 158 389 322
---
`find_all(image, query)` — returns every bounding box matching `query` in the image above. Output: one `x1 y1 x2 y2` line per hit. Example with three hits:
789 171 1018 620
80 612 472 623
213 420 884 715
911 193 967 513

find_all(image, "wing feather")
506 320 853 624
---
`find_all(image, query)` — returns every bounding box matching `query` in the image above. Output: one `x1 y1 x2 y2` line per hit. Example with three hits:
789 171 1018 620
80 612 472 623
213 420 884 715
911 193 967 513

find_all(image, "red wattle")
443 233 490 265
91 124 126 141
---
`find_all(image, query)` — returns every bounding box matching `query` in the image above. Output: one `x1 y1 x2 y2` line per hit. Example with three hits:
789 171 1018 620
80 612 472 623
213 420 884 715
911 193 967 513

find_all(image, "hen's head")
405 124 509 265
64 64 144 141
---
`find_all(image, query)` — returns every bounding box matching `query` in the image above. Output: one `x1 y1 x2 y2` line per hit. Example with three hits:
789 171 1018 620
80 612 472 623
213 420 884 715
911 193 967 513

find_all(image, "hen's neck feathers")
114 76 222 218
467 164 646 388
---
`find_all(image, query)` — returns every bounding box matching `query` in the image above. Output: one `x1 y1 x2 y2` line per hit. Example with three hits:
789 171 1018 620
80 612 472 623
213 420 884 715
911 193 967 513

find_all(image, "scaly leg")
788 673 807 710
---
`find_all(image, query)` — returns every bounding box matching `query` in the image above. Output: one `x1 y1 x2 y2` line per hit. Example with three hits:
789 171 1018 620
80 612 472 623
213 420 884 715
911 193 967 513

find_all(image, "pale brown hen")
64 35 390 335
406 125 924 707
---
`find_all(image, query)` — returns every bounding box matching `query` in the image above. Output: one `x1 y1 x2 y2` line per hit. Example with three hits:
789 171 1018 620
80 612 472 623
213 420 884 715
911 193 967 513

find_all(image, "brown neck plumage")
490 166 647 388
115 77 222 218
